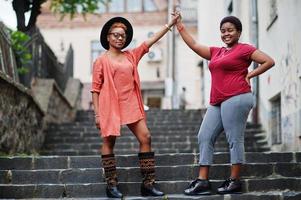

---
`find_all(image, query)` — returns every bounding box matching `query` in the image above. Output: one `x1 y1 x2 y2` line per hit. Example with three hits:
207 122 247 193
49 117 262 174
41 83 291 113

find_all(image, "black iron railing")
22 28 73 90
0 22 73 91
0 22 19 82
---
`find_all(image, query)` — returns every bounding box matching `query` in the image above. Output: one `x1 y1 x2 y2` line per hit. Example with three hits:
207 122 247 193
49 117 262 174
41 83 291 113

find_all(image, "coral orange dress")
91 42 149 137
110 58 144 125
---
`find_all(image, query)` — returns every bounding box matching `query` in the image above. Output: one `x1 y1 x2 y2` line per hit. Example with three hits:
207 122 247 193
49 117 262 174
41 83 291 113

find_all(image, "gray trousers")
198 93 254 165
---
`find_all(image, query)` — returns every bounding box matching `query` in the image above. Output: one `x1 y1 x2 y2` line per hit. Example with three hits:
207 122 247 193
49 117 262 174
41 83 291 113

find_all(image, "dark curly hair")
220 16 242 32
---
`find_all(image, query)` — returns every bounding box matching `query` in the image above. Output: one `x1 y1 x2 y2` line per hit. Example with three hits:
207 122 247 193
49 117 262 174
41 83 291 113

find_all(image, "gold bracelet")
165 24 172 32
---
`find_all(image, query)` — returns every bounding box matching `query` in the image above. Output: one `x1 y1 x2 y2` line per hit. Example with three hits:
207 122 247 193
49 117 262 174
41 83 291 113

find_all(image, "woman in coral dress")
91 16 179 198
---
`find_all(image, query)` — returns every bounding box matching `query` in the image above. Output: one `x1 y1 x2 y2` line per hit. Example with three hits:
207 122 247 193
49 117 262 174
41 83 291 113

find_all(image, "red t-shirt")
209 43 256 105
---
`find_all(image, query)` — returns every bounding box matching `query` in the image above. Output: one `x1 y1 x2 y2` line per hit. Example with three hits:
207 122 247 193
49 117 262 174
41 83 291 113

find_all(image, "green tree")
50 0 109 20
10 30 32 74
9 0 109 75
11 0 109 32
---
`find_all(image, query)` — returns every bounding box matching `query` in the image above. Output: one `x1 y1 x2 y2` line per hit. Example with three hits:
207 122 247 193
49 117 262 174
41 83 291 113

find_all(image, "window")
127 0 142 12
108 0 125 13
270 95 282 144
179 0 198 24
90 40 105 74
143 0 157 12
147 97 161 108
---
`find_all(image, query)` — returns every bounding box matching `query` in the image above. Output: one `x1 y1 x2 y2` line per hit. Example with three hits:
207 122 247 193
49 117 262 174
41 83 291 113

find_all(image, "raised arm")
175 13 211 60
245 50 275 84
144 15 180 48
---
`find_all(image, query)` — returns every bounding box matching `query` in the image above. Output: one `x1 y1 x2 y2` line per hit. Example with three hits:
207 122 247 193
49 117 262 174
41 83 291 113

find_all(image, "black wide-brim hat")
100 17 133 50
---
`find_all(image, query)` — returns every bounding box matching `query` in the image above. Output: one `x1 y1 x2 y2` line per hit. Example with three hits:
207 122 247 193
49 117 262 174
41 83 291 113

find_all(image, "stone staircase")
0 109 300 199
41 109 269 155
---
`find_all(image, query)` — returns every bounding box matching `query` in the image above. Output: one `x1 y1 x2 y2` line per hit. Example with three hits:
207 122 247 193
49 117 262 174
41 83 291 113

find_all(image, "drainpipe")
251 0 259 123
171 3 178 109
166 0 176 108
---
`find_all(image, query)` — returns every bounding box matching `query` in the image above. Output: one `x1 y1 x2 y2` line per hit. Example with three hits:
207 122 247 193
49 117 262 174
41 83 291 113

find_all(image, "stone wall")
0 72 45 154
0 73 83 154
31 78 82 123
64 78 83 110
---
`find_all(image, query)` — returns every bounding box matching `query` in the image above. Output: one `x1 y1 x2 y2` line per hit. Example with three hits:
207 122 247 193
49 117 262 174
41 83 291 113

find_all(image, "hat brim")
100 17 133 50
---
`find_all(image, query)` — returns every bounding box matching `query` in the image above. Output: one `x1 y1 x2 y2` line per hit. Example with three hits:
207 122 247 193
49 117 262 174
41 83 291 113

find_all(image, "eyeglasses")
109 32 127 39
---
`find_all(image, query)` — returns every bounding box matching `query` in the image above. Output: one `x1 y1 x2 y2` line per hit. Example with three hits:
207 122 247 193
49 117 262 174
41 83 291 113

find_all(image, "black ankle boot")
102 154 123 198
217 178 242 194
141 182 164 196
138 152 165 196
106 186 123 198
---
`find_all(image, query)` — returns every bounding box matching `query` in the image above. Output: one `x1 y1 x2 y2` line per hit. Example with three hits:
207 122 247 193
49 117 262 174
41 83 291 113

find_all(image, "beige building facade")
257 0 301 152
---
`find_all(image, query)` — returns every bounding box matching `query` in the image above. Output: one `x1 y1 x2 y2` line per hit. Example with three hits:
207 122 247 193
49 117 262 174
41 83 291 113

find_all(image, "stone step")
39 149 186 155
75 109 205 118
73 110 260 127
46 123 261 131
46 126 201 133
75 116 202 120
43 133 266 143
1 178 300 198
48 124 263 133
50 121 203 126
46 126 263 135
42 133 266 144
2 191 300 200
1 163 301 184
42 140 268 153
73 117 199 122
40 148 271 156
44 133 265 143
46 130 266 140
42 139 267 150
58 120 203 125
76 109 204 114
1 152 300 170
42 134 268 151
43 142 197 150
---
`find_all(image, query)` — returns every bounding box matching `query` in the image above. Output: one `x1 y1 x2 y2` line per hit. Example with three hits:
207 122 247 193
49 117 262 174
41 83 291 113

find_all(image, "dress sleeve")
241 44 257 61
130 42 150 65
91 59 103 93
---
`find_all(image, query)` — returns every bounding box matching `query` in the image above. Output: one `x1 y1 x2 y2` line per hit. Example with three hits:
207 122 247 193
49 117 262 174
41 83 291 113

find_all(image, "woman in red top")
91 16 179 198
174 14 275 195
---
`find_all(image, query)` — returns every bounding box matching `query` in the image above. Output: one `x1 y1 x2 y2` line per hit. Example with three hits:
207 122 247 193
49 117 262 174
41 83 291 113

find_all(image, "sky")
0 0 28 30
